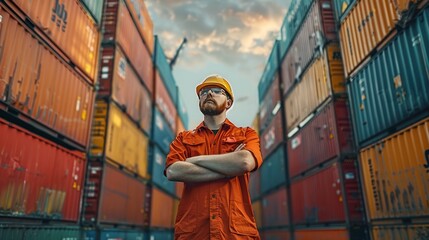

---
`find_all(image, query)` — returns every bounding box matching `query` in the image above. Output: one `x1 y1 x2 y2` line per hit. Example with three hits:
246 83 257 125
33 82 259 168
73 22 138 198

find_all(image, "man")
165 74 263 240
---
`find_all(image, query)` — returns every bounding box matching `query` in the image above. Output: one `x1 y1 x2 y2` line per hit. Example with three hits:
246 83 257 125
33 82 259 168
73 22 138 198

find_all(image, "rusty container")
150 186 175 228
0 119 85 222
359 117 429 221
0 7 95 148
124 0 154 53
4 0 100 81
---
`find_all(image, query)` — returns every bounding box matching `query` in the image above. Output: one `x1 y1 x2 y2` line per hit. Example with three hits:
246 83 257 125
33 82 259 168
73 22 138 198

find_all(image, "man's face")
198 86 229 116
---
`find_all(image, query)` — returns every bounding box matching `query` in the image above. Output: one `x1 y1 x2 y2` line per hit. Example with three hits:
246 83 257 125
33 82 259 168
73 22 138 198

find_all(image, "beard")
199 98 227 116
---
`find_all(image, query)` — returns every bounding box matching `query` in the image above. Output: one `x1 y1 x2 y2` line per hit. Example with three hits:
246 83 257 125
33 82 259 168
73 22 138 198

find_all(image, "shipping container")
98 46 152 134
150 186 175 228
149 229 174 240
152 108 175 154
295 228 349 240
154 36 178 103
0 225 81 240
338 0 426 76
260 146 286 195
291 160 364 225
348 7 429 146
252 200 262 228
288 99 354 178
258 41 279 101
261 186 289 228
155 71 177 133
3 0 100 81
0 119 85 222
372 223 429 240
177 91 189 130
124 0 154 53
259 73 280 134
333 0 355 22
285 43 345 133
81 0 104 23
281 0 338 96
0 7 95 148
103 0 153 93
151 146 175 196
82 162 149 227
90 100 149 179
260 112 284 159
250 170 261 201
359 117 429 220
84 228 146 240
261 229 291 240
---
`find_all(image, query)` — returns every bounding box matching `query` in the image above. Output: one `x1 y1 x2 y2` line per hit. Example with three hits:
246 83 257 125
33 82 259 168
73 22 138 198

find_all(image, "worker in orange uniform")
165 74 263 240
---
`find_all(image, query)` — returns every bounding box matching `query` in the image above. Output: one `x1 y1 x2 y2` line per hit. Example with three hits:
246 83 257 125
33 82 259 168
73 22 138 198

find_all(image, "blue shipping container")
153 108 175 154
151 145 176 195
154 36 178 103
81 0 104 23
332 0 356 23
177 88 189 130
258 41 279 101
84 229 145 240
0 226 80 240
149 229 174 240
260 145 287 195
348 7 429 146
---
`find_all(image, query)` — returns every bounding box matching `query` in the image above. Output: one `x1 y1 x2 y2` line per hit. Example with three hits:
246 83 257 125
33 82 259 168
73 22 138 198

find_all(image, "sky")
146 0 291 129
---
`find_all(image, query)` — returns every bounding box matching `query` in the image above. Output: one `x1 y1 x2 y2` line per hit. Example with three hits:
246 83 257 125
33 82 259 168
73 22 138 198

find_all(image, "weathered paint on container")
4 0 100 81
260 146 286 195
154 36 178 103
281 0 339 95
151 146 175 195
285 43 345 133
103 0 153 93
83 162 148 226
124 0 154 53
252 200 262 228
0 226 81 240
150 186 175 228
372 224 429 240
250 170 261 201
0 119 85 222
0 8 95 147
295 228 349 240
155 71 177 133
348 7 429 145
90 100 149 179
81 0 104 23
291 160 364 225
258 41 279 101
153 108 175 154
261 229 291 240
260 112 284 159
259 73 280 134
98 46 152 134
288 99 354 178
261 186 289 228
359 117 429 220
338 0 424 76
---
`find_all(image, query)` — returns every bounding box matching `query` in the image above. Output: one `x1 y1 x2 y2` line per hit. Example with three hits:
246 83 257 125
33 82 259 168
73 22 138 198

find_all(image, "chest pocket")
182 135 206 157
222 134 246 153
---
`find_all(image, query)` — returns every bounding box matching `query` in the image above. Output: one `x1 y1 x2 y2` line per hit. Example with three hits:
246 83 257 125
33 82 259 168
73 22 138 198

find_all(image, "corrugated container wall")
288 99 354 178
348 7 429 146
259 73 280 134
0 7 95 147
154 36 178 103
90 100 150 179
150 186 175 229
151 146 175 195
4 0 100 81
372 224 429 240
98 46 152 134
155 71 177 133
124 0 154 54
260 146 286 195
338 0 426 76
0 119 85 222
0 226 81 240
153 108 175 154
103 0 153 93
294 228 350 240
261 186 289 228
81 0 104 23
359 117 429 221
281 0 338 96
258 41 279 101
260 112 284 159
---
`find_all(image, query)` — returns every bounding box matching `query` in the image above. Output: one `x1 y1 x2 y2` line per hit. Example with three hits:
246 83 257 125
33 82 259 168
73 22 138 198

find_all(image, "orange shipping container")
150 186 174 228
359 117 429 220
4 0 100 81
124 0 154 53
90 100 149 179
338 0 424 76
0 7 94 147
285 43 345 133
372 223 429 240
295 228 349 240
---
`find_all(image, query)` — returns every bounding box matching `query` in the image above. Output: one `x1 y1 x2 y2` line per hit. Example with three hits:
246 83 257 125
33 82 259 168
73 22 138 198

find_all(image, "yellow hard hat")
196 74 234 102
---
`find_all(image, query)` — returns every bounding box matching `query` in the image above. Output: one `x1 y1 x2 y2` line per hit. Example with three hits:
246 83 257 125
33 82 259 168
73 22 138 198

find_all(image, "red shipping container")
0 119 85 222
295 228 349 240
281 0 338 96
155 71 177 133
3 0 100 81
260 112 284 159
103 0 153 93
261 186 289 228
0 7 95 148
258 73 280 133
288 99 354 177
249 170 261 201
124 0 154 54
261 229 291 240
83 162 149 226
150 186 174 228
98 46 152 134
291 160 364 225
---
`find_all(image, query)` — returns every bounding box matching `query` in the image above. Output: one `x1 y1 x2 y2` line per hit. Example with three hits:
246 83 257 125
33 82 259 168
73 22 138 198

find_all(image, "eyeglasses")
199 87 226 97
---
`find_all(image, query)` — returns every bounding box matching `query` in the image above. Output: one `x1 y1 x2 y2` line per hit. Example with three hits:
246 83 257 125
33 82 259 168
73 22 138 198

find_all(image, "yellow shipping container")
90 100 149 179
360 117 429 220
372 223 429 240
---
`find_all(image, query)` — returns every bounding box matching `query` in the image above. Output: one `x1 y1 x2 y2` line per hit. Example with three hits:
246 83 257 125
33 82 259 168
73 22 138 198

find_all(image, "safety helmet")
196 75 234 103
